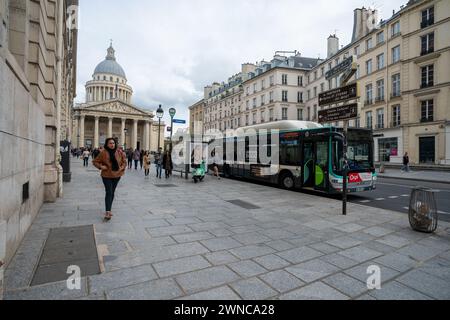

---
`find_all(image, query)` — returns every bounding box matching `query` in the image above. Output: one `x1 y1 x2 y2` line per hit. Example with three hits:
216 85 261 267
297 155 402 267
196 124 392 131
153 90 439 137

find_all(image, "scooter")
192 160 206 183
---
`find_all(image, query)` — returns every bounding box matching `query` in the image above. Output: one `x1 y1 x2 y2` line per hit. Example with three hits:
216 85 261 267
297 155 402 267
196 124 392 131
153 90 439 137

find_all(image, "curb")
378 175 450 185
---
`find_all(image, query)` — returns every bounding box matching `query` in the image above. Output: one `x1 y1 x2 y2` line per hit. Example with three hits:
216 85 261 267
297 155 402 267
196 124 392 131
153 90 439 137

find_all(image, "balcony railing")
364 100 373 106
421 47 434 56
390 92 401 99
375 96 385 103
375 123 384 130
421 18 434 29
391 121 401 128
421 117 434 123
420 81 434 89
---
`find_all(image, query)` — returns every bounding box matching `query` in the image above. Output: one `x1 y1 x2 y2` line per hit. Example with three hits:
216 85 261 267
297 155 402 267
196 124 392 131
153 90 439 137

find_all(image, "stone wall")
0 0 77 298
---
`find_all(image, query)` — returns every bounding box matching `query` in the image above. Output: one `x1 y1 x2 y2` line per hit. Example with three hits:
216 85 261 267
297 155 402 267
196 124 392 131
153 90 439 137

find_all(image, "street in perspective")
1 0 450 309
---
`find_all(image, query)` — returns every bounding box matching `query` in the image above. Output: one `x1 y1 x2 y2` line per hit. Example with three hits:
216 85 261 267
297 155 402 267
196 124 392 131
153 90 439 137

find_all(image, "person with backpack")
154 148 163 179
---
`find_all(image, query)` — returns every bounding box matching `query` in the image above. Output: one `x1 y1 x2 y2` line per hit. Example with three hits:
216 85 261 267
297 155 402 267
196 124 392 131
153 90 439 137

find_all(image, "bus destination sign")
318 83 358 106
318 103 358 123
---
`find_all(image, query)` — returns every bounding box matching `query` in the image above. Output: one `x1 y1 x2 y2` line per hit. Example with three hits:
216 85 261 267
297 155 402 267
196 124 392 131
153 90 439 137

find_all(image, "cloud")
75 0 407 130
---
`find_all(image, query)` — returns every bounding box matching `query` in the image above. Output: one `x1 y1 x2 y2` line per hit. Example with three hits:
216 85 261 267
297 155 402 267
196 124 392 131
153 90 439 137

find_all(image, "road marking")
403 207 409 210
388 196 399 199
401 194 409 197
375 198 385 201
359 200 371 203
438 211 450 215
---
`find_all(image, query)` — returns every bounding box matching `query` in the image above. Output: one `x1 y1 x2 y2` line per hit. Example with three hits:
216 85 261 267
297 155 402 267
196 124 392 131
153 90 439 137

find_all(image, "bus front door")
314 141 329 192
302 142 314 188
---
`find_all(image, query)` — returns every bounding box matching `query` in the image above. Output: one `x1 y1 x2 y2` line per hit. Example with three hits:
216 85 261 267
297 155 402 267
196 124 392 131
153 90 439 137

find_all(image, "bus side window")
332 140 344 173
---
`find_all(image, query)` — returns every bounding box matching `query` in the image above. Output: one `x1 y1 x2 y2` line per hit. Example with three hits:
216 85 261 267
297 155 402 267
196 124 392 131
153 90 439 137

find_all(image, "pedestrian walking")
155 148 163 179
127 148 133 169
133 148 140 170
163 150 173 179
139 149 144 170
143 151 151 178
92 138 127 221
82 149 90 167
402 152 410 172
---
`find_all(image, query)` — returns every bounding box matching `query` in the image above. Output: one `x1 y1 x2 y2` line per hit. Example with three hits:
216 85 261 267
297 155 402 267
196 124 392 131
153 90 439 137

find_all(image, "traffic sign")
318 103 358 123
173 119 186 124
169 108 176 118
319 83 358 106
326 55 356 80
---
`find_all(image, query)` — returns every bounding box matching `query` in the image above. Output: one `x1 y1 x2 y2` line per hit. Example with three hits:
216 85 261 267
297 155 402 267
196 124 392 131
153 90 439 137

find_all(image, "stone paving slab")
3 160 450 300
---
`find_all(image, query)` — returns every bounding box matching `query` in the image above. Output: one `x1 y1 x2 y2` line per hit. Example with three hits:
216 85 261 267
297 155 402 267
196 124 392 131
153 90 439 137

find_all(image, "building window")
379 138 399 162
355 117 361 128
246 87 250 95
270 75 274 86
282 108 288 120
392 105 401 127
376 31 385 44
269 91 274 103
313 105 317 121
261 95 265 106
253 113 257 124
314 71 317 80
297 92 303 103
246 114 249 125
376 79 385 102
421 6 434 29
421 100 434 122
298 76 303 86
366 111 373 129
253 98 257 108
377 53 385 70
282 90 288 102
297 109 303 120
366 59 373 74
320 83 324 93
392 74 401 97
261 110 265 122
392 46 400 63
355 66 360 80
282 74 288 85
354 45 360 56
421 65 434 88
365 84 373 105
421 32 434 55
269 109 274 121
366 38 373 50
376 108 384 129
313 87 317 98
321 68 324 77
253 83 257 93
307 90 311 100
261 79 265 89
246 100 250 110
391 21 400 37
307 107 311 121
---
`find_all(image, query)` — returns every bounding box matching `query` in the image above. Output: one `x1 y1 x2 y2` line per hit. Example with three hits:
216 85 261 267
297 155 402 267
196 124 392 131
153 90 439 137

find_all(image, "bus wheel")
279 172 294 190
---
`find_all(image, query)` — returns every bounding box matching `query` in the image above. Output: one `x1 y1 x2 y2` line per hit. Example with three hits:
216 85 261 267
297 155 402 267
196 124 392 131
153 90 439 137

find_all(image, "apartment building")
190 0 449 165
189 99 206 135
202 54 322 132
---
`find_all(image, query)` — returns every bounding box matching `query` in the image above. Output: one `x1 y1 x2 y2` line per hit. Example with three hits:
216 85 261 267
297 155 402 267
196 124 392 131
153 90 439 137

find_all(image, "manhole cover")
31 225 100 286
226 200 261 210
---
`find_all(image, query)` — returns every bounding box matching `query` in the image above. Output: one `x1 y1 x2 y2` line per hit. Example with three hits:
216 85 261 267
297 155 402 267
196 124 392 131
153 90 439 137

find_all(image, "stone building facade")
72 44 165 152
191 0 450 166
0 0 78 297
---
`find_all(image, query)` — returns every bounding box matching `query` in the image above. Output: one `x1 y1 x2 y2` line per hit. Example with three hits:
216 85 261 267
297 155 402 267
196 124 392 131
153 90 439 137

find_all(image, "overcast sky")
76 0 406 132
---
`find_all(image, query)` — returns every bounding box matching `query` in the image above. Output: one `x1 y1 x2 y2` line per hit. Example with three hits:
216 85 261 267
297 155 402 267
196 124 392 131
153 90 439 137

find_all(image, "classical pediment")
80 100 153 117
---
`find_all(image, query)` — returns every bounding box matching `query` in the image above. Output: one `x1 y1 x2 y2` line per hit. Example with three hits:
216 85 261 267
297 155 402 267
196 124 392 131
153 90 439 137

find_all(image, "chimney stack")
327 34 339 58
352 7 379 42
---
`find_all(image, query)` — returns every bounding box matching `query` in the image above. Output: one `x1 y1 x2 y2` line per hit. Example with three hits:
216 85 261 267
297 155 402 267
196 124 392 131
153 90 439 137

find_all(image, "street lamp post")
156 105 164 151
169 108 176 152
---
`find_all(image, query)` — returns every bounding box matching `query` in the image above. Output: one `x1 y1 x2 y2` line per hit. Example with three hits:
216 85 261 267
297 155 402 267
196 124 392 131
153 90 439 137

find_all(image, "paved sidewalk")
3 159 450 300
378 169 450 184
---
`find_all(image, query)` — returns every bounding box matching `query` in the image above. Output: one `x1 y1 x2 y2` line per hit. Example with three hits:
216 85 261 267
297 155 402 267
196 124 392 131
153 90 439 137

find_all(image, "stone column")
132 119 138 150
79 115 85 148
94 116 100 148
144 120 150 151
121 118 126 148
108 117 113 138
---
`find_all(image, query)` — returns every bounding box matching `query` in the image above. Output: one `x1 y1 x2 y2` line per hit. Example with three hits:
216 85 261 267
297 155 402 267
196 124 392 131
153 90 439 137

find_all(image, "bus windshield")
332 129 374 174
